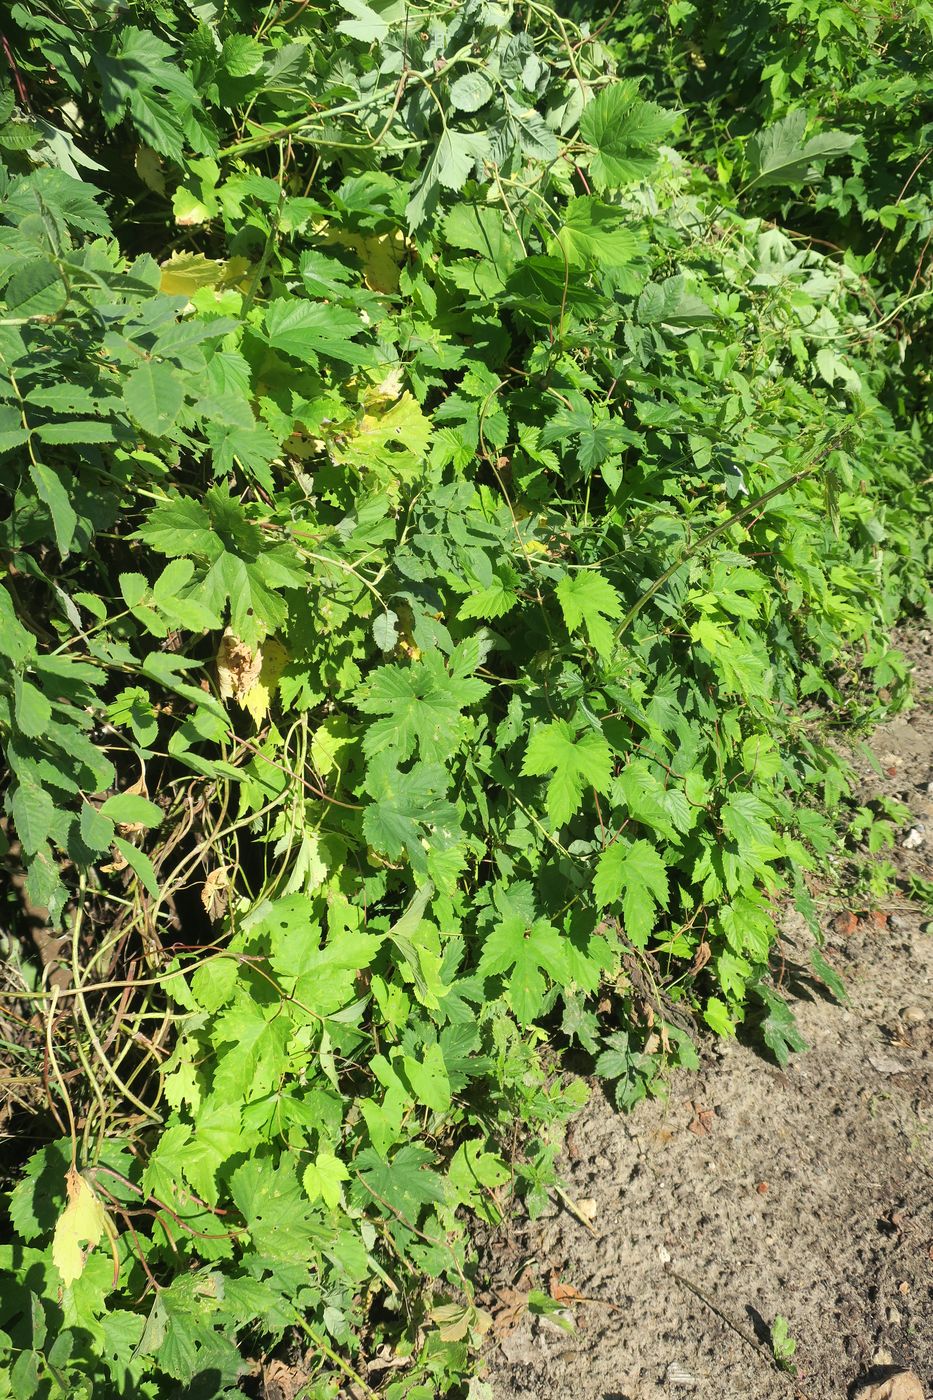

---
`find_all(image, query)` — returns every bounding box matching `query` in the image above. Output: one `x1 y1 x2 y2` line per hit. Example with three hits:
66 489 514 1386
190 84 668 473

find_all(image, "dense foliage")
594 0 933 423
0 0 929 1395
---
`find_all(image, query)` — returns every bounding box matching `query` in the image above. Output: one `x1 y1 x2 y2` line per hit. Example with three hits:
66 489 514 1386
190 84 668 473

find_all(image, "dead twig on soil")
666 1266 817 1400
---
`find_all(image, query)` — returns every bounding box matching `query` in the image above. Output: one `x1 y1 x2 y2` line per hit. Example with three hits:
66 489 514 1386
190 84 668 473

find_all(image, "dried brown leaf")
201 866 230 922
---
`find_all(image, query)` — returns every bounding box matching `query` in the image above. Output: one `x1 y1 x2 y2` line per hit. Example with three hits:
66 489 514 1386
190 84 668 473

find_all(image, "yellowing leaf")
319 228 407 293
172 187 214 226
135 145 165 194
302 1150 349 1209
159 253 225 298
334 393 432 482
311 716 355 777
244 639 288 726
219 256 251 290
52 1167 107 1286
216 631 287 725
364 364 405 409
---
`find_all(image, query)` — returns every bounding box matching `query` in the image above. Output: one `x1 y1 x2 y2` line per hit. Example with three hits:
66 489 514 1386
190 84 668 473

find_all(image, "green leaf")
721 791 780 857
336 0 407 43
746 111 859 189
522 720 612 827
36 421 116 445
113 836 159 898
580 80 674 189
372 610 398 650
220 33 264 77
231 1156 325 1259
0 586 35 665
79 802 115 852
505 99 559 162
478 913 569 1025
557 571 621 658
355 1143 446 1218
0 403 29 455
11 782 54 857
182 1100 249 1204
593 837 669 945
357 653 488 764
810 947 847 1004
136 496 216 557
637 276 715 328
123 361 184 437
5 260 66 318
28 463 76 556
362 758 461 875
449 73 493 112
13 677 51 737
303 1151 350 1210
265 298 372 365
753 986 807 1065
100 793 163 828
403 1043 451 1113
406 131 489 229
703 996 736 1037
555 197 645 269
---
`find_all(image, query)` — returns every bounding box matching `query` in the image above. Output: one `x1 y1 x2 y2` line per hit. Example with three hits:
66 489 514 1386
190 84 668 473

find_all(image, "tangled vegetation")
0 0 929 1395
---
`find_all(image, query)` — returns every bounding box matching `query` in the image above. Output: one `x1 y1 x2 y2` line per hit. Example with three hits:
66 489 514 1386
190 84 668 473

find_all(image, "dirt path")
478 629 933 1400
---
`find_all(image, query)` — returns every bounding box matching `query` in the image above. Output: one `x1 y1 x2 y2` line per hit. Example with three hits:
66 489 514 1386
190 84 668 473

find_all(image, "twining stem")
613 435 846 642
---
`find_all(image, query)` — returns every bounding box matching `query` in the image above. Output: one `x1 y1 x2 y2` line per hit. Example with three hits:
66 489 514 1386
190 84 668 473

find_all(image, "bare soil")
477 627 933 1400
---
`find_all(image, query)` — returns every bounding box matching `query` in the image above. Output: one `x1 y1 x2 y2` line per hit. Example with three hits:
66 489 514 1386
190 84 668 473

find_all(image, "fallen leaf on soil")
867 910 889 931
430 1302 476 1341
549 1271 583 1304
492 1289 527 1335
366 1345 410 1375
262 1358 310 1400
868 1052 908 1075
687 1102 715 1136
492 1270 535 1335
854 1371 925 1400
832 910 859 938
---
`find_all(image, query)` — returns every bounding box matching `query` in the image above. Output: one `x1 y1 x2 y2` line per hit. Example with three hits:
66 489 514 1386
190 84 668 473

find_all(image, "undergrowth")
0 0 929 1395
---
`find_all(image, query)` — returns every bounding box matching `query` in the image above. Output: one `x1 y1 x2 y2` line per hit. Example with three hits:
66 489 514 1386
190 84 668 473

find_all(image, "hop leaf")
478 914 569 1025
554 197 646 269
522 720 612 827
593 837 669 946
557 572 622 658
580 81 674 189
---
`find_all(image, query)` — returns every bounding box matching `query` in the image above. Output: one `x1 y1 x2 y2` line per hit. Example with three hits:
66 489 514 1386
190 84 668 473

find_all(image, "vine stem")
613 435 846 642
290 1313 382 1400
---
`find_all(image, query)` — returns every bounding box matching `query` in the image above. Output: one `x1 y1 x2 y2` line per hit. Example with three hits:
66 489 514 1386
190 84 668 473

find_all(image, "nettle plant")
0 0 929 1395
